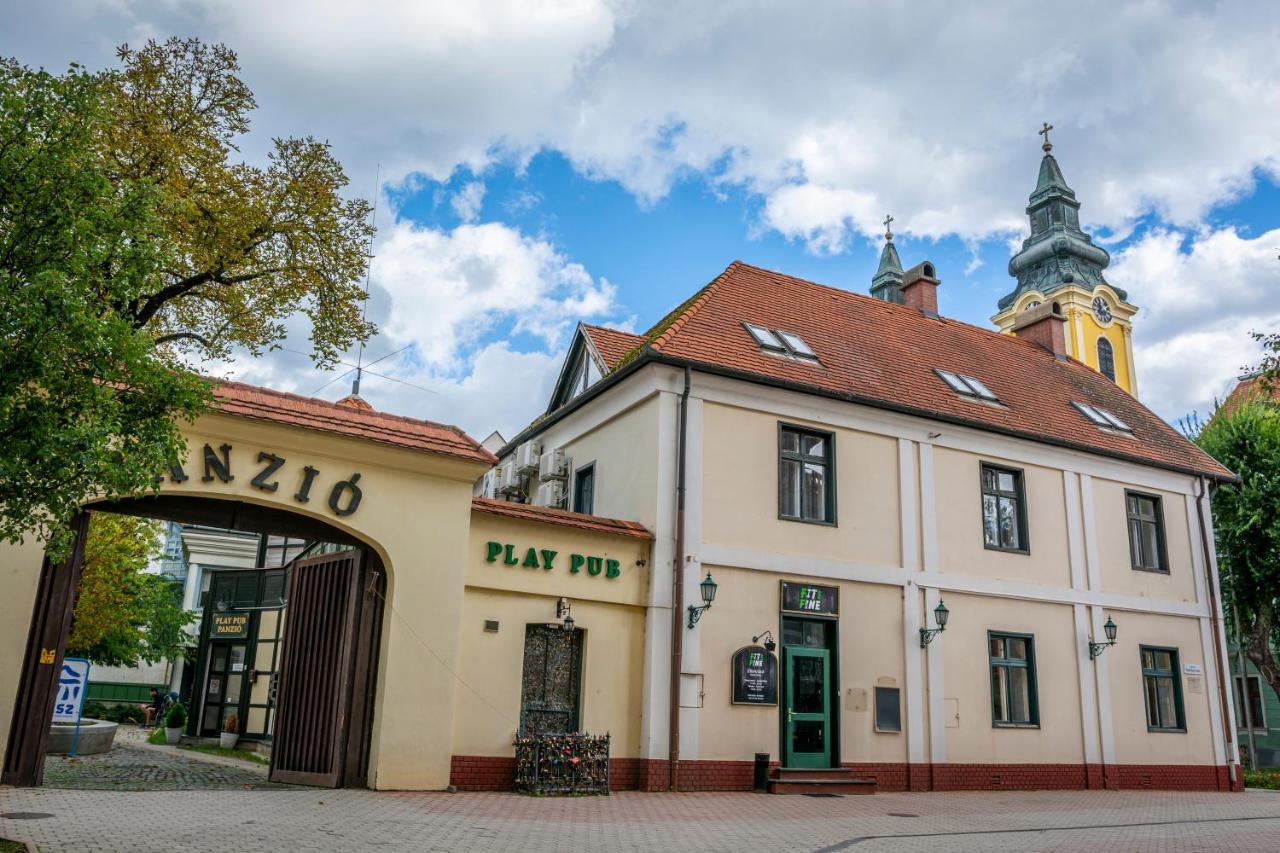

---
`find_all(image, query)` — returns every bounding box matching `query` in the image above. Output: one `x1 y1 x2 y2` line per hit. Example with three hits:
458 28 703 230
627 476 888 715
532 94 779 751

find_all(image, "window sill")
984 544 1030 556
778 514 838 528
1131 566 1170 575
992 722 1040 729
1146 726 1187 734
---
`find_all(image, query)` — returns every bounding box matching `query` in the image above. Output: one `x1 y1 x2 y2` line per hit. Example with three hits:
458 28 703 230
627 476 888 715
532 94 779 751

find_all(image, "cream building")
489 247 1239 792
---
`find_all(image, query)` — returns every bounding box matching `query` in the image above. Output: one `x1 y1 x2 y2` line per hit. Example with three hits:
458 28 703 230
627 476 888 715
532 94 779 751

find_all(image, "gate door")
269 549 383 787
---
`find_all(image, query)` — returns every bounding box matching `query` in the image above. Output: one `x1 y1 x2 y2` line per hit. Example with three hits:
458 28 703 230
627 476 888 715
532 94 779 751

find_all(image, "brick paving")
2 786 1280 852
40 725 283 792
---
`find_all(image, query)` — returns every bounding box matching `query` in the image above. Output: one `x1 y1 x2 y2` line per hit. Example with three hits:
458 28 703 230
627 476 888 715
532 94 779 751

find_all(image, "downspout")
669 366 691 791
1196 476 1240 786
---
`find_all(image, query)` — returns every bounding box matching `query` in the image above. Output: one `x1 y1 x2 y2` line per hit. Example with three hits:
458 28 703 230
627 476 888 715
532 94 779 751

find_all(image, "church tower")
992 125 1139 395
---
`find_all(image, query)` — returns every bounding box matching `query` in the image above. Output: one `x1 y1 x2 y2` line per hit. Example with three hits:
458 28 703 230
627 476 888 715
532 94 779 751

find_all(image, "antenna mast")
352 164 380 398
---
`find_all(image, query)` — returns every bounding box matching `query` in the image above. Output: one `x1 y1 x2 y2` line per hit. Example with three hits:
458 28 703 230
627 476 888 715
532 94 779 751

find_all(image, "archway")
2 493 386 789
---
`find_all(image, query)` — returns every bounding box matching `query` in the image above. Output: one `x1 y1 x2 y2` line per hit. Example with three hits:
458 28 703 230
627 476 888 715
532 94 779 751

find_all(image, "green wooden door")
784 647 831 768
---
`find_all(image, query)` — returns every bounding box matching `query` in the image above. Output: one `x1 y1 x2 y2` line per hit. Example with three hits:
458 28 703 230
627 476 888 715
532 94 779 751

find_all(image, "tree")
66 513 194 668
0 39 373 556
1194 397 1280 702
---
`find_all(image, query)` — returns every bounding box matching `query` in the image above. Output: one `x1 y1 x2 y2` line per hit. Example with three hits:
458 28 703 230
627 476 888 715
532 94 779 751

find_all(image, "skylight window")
744 323 785 351
1073 401 1132 432
776 331 816 358
935 369 1000 403
743 323 818 361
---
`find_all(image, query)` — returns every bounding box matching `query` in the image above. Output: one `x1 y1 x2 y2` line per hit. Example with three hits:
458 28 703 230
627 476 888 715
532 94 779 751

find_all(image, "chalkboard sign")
780 582 839 616
731 645 778 705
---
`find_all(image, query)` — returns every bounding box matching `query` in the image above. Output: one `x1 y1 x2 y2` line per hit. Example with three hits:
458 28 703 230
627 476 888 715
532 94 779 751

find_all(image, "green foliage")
66 514 195 667
1195 397 1280 701
1244 769 1280 790
165 701 187 729
0 38 373 556
147 726 167 745
83 701 148 724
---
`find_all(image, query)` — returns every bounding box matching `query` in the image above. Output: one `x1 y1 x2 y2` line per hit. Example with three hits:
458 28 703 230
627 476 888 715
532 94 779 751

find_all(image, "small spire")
883 213 895 241
1039 121 1054 153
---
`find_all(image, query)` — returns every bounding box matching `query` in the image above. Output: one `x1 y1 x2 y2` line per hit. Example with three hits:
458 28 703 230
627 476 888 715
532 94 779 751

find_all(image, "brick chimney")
901 262 940 316
1011 301 1067 357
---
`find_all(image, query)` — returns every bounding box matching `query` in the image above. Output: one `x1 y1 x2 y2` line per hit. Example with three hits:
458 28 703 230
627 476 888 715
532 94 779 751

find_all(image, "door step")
768 767 877 795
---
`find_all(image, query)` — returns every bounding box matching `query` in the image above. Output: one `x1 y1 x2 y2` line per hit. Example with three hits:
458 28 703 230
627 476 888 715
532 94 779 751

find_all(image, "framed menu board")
731 645 778 705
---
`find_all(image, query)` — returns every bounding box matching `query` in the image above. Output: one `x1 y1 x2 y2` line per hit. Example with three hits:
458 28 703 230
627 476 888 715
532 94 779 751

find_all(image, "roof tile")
471 497 653 539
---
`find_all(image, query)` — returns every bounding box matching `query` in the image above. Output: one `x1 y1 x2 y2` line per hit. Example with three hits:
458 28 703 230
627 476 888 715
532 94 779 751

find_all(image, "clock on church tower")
990 126 1139 395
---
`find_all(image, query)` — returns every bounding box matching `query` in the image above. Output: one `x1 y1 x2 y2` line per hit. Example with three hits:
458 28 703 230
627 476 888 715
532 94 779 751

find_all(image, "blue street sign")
52 657 91 756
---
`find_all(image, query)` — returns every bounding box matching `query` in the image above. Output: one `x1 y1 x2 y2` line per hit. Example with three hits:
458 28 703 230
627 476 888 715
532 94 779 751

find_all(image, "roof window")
935 369 1000 403
744 323 818 361
1072 401 1132 432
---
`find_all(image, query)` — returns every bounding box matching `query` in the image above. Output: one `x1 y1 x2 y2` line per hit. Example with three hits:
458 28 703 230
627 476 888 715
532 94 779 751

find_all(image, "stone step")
770 767 861 782
767 777 877 795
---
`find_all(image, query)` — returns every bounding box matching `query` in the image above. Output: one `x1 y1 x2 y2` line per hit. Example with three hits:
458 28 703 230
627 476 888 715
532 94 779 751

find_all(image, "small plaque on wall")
731 645 778 705
780 581 838 616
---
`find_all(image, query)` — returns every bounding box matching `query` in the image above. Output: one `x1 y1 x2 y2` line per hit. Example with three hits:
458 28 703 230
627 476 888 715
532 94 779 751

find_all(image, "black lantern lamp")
1089 616 1117 659
687 571 717 628
752 630 777 653
919 599 950 647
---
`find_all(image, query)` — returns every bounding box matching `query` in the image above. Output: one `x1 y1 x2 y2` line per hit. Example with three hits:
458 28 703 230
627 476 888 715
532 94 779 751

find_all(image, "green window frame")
778 423 836 525
981 463 1028 553
1141 646 1185 731
989 631 1038 727
1126 491 1168 573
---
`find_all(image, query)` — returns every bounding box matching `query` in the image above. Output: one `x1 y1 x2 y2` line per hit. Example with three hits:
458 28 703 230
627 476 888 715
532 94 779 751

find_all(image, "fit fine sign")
780 581 839 616
484 541 622 580
158 443 364 517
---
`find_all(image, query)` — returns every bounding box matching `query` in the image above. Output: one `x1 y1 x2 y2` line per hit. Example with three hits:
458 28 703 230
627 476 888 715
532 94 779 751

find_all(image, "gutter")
1195 476 1240 787
669 365 691 791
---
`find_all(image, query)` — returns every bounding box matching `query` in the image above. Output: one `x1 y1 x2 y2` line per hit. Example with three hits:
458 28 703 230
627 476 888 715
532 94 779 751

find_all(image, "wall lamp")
1089 616 1117 659
556 597 575 633
919 599 950 647
687 571 718 628
751 630 777 652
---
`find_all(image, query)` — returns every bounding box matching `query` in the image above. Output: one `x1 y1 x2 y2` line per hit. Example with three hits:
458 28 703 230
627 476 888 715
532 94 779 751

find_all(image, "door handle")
787 707 793 722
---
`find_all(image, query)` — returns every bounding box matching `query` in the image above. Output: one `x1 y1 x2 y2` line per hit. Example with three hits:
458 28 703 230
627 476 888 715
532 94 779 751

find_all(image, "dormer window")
744 323 818 362
1072 401 1131 433
935 369 1000 403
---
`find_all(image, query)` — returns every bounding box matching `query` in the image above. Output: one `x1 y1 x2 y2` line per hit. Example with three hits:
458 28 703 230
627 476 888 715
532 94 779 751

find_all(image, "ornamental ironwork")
513 732 610 795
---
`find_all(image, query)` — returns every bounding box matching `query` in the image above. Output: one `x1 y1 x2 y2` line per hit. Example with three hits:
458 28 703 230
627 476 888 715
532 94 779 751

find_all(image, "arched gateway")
0 381 653 791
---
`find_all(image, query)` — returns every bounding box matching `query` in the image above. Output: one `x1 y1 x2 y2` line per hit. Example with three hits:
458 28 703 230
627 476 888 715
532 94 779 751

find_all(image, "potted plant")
163 701 186 745
220 712 240 750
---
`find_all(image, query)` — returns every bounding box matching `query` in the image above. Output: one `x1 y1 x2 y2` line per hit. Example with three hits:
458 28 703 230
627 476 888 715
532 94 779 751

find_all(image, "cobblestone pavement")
40 725 283 792
3 787 1280 852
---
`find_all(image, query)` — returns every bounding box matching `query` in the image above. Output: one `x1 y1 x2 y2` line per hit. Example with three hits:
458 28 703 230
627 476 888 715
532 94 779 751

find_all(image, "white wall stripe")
925 585 946 763
1073 603 1101 765
903 583 925 765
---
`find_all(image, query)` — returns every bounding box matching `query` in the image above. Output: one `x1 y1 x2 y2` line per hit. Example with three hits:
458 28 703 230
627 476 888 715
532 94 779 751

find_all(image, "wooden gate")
269 548 383 788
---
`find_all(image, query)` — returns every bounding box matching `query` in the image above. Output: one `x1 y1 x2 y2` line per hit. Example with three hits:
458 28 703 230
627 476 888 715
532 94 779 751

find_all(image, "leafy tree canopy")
0 39 373 555
67 513 195 668
1195 397 1280 697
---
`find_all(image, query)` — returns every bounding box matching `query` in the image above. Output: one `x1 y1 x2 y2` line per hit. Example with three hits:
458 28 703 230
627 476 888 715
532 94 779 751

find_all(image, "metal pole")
1233 603 1258 770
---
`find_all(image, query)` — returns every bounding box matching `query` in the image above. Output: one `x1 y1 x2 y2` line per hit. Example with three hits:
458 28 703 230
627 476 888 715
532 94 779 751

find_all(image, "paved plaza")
3 785 1280 852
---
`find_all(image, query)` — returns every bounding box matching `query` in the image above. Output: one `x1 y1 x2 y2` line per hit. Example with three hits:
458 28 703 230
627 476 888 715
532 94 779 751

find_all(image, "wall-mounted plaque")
212 611 251 639
731 645 778 705
780 582 838 616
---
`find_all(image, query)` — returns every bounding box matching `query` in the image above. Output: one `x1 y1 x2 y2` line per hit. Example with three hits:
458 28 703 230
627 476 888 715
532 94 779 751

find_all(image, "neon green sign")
484 541 621 579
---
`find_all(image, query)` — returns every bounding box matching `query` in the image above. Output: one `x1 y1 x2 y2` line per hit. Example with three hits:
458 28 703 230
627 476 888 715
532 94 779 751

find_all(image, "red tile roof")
471 497 653 539
582 324 644 370
213 380 496 465
1220 374 1279 415
613 261 1233 480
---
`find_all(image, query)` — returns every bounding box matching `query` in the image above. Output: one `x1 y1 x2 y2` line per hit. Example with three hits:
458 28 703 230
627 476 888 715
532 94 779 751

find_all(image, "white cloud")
373 219 615 371
450 181 486 223
9 1 1280 249
1111 226 1280 420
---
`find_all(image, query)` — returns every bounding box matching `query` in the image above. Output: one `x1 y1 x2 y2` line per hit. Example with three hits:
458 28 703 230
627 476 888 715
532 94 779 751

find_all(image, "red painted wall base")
449 755 1242 793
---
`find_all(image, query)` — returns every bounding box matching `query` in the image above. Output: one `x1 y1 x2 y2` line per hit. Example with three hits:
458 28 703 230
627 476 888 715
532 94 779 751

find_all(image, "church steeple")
870 214 905 304
998 124 1122 311
992 124 1140 397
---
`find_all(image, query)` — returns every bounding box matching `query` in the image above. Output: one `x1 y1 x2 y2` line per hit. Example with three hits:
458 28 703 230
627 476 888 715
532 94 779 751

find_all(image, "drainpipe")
669 366 691 791
1196 476 1241 786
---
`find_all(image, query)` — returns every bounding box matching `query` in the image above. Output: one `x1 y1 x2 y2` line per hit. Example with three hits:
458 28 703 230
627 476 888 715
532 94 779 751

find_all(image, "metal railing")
513 732 610 795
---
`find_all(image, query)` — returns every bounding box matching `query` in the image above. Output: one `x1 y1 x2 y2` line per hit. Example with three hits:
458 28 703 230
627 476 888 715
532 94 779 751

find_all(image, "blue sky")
4 1 1278 439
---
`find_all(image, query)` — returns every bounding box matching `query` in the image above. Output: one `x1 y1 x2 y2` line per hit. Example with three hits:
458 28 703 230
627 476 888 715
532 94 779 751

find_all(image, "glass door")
784 646 831 768
200 641 248 735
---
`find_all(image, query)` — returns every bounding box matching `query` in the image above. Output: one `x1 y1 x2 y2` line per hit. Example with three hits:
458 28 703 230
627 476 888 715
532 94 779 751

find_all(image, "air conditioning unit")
538 448 567 482
479 468 498 499
536 481 565 508
497 460 520 495
515 440 542 474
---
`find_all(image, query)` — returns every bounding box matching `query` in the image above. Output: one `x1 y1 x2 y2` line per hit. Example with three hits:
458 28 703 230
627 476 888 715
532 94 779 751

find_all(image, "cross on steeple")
1039 122 1054 153
883 214 894 241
